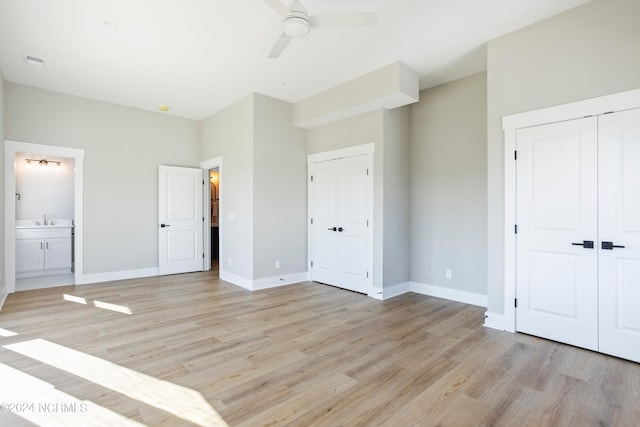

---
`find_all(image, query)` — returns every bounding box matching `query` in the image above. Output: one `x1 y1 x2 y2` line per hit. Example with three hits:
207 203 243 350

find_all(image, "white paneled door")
516 108 640 363
516 117 599 351
158 165 204 275
309 154 371 294
598 108 640 363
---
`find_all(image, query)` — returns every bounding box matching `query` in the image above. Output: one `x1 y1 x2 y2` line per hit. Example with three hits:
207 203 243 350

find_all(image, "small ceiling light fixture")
159 105 170 112
26 158 61 167
24 54 46 67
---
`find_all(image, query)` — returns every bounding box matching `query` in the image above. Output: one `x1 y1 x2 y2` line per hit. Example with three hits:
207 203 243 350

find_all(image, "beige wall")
201 94 255 281
5 83 201 275
410 72 487 295
253 94 307 279
382 106 411 287
486 0 640 313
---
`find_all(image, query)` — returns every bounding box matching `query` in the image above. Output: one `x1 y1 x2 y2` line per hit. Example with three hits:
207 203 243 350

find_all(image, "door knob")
338 227 344 232
327 227 337 231
571 240 594 248
160 224 171 228
601 241 625 250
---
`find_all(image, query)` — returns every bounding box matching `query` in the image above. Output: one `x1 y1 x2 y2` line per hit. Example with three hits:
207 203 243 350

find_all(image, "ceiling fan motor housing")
283 11 310 37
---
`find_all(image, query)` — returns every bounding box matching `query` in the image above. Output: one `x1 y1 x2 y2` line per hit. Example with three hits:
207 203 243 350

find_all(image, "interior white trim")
200 157 223 276
251 272 309 291
219 271 252 290
502 87 640 333
368 282 410 300
77 268 159 286
4 140 85 294
307 143 375 163
409 281 487 307
483 311 506 331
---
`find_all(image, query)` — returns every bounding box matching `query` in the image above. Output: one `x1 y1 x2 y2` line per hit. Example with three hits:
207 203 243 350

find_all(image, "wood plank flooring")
0 271 638 426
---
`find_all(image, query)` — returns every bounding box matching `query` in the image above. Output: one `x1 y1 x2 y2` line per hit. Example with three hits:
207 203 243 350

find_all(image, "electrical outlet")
446 269 452 280
275 260 280 269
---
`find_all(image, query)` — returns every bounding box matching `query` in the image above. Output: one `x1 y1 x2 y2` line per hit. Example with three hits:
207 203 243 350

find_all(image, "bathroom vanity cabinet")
15 227 72 278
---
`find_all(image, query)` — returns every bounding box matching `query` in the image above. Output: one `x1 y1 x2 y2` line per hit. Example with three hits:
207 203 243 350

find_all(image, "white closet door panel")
337 155 369 293
309 153 371 294
598 108 640 363
310 160 339 285
516 117 598 350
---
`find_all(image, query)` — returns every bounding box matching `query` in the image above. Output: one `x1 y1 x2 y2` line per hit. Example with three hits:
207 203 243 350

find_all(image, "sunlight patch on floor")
0 328 18 337
4 339 228 427
93 300 132 315
63 294 87 304
0 362 144 426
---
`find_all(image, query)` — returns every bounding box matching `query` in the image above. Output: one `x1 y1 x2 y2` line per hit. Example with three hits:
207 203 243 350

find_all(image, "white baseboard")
220 271 307 291
219 271 253 290
252 272 308 290
408 281 487 307
0 290 7 311
77 268 159 285
369 282 411 300
483 311 506 331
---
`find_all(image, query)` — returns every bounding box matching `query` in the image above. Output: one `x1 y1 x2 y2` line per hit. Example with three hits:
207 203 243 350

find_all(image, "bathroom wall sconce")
26 158 61 167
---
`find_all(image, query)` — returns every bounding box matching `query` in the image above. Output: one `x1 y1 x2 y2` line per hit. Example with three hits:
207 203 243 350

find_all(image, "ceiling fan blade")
262 0 289 16
309 12 377 28
268 33 293 58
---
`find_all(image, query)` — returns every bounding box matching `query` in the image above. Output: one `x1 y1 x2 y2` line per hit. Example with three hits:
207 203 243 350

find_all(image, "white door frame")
307 143 374 295
200 157 223 275
502 88 640 332
4 140 85 294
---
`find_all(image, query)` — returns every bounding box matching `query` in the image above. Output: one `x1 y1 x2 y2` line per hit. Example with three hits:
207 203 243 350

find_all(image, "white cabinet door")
45 238 72 271
158 165 204 275
516 117 599 350
16 239 45 273
310 154 372 294
598 108 640 363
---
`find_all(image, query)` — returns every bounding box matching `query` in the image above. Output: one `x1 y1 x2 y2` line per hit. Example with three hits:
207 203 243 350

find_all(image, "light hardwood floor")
0 270 638 426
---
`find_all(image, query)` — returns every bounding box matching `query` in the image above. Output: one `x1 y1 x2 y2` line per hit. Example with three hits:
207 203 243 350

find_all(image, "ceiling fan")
262 0 377 58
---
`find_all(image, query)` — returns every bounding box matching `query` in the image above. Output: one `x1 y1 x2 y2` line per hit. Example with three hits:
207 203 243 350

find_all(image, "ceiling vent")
24 54 45 66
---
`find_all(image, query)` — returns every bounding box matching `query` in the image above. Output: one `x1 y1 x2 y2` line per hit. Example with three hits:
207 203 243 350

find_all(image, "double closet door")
308 153 372 294
516 108 640 363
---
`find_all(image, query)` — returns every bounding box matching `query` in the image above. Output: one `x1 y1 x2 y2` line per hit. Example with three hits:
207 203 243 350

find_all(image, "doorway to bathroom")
4 140 85 293
200 157 222 278
209 168 220 276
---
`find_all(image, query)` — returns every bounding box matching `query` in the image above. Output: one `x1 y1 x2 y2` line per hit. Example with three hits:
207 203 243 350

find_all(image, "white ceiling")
0 0 591 121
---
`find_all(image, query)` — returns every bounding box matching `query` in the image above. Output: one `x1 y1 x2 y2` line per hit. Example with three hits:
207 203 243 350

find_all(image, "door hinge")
366 271 369 278
514 150 517 160
202 217 205 222
310 218 314 225
366 219 369 227
514 224 518 234
202 253 205 259
310 175 314 182
514 298 518 308
310 261 314 267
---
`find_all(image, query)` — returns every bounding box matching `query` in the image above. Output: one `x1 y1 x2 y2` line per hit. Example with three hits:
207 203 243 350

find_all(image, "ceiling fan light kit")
263 0 377 58
283 13 311 38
